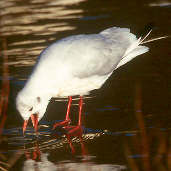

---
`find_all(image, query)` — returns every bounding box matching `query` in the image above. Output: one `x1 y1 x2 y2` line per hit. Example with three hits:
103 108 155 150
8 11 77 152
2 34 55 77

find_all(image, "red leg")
53 96 72 129
78 96 83 126
65 96 72 121
67 96 83 136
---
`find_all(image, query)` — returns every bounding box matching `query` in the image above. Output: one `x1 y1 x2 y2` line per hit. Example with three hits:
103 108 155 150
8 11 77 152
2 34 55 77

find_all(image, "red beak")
23 119 29 135
23 114 38 135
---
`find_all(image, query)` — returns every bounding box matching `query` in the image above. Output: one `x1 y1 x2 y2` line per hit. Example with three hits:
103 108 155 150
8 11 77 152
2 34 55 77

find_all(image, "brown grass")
124 81 170 171
0 38 10 171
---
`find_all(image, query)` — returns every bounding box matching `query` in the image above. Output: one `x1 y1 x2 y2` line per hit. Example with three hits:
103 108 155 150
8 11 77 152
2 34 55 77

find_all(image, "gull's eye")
29 107 33 111
37 97 41 103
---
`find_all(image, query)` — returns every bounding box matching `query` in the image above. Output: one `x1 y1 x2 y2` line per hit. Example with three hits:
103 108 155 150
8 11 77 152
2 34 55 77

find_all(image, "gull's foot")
64 125 83 136
52 119 71 130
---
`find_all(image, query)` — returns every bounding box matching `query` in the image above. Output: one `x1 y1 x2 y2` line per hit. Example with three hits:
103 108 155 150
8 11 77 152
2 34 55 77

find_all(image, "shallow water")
0 0 171 170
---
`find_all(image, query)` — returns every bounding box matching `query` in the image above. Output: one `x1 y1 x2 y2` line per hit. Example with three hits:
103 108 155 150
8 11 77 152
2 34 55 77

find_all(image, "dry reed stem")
0 38 10 171
134 81 150 171
167 137 171 170
0 38 10 136
124 141 139 171
153 131 167 170
126 81 169 171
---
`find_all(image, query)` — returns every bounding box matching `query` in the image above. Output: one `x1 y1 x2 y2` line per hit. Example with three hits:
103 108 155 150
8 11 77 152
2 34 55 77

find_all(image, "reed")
0 38 10 171
124 81 170 171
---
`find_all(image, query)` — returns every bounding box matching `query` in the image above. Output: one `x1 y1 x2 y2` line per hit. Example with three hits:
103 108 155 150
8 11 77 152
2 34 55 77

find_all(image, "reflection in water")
0 0 84 33
0 0 86 68
23 153 126 171
23 153 56 171
0 0 170 170
7 126 127 171
148 1 171 7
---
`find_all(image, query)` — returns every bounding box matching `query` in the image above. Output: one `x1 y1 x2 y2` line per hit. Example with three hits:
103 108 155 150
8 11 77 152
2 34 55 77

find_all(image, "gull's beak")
31 114 38 132
23 119 29 135
23 114 38 135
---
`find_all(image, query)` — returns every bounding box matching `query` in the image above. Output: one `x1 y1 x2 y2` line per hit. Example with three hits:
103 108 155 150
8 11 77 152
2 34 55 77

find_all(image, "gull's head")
16 90 50 134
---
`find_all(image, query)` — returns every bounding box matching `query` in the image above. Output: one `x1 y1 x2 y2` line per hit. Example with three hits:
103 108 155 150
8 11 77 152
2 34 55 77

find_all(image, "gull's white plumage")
16 27 149 121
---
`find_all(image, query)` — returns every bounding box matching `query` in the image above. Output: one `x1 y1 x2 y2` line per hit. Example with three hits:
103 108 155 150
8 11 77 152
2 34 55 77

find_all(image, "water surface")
0 0 171 170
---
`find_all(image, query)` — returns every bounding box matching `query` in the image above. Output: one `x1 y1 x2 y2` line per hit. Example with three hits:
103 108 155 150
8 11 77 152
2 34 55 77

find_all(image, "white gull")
16 26 166 134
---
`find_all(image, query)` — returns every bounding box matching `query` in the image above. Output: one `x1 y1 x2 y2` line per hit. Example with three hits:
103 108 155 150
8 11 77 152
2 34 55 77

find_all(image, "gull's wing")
36 27 143 79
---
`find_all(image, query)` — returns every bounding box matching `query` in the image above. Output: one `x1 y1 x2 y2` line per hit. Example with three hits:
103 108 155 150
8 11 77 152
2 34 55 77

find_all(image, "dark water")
0 0 171 170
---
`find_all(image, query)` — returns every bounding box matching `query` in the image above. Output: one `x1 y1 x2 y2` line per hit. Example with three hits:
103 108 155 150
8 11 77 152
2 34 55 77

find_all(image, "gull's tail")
115 29 168 69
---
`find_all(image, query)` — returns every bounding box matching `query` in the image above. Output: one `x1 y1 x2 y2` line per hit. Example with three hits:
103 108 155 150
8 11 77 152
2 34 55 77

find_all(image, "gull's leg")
78 96 83 126
67 96 83 136
53 96 72 129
